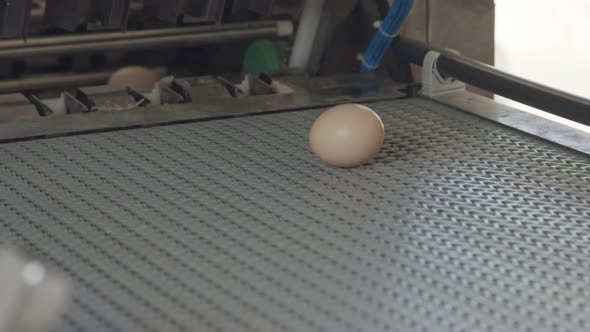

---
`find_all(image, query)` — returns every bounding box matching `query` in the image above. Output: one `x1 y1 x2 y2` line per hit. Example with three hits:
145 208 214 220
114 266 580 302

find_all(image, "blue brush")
360 0 414 72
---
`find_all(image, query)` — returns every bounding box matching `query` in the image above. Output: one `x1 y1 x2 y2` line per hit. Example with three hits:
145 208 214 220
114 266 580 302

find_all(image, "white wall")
495 0 590 131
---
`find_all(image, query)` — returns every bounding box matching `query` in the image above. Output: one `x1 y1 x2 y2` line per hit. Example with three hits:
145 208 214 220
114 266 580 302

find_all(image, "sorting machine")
0 1 589 331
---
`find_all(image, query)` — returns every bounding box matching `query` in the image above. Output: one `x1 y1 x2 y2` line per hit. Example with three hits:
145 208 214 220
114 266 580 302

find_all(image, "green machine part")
243 39 288 76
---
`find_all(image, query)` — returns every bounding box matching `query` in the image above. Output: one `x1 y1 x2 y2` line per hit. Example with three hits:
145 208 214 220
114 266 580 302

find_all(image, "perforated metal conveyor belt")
1 98 590 332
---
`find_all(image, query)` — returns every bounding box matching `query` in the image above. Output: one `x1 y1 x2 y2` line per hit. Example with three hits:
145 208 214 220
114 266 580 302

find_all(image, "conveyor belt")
1 98 590 332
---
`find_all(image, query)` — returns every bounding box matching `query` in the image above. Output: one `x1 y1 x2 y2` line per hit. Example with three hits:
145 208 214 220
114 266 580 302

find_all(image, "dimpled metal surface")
1 98 590 332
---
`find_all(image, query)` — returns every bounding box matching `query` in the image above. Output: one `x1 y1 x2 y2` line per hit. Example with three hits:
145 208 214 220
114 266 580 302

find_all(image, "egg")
309 104 384 168
108 66 162 93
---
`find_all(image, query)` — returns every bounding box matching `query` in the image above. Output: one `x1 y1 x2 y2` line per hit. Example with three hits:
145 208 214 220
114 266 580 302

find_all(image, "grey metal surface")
0 94 39 122
432 91 590 156
1 97 590 332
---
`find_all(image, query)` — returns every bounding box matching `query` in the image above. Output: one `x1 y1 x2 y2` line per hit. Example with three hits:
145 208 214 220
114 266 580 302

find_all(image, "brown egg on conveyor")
309 104 385 168
108 66 162 93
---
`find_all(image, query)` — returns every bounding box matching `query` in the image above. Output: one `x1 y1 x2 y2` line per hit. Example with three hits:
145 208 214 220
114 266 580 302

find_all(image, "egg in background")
108 66 162 93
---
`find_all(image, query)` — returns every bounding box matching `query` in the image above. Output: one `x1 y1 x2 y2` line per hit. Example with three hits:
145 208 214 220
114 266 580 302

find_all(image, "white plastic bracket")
421 50 466 96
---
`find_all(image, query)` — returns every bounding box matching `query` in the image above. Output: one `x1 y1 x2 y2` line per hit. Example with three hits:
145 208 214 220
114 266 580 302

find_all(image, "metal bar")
0 20 288 52
0 27 279 59
0 72 111 94
395 37 590 125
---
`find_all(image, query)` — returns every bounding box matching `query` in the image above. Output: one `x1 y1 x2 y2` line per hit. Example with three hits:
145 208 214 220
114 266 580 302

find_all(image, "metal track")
1 98 590 332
